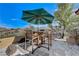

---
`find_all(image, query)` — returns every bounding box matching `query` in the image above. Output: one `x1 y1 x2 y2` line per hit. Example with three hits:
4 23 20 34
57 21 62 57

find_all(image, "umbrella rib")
42 14 54 18
23 11 34 15
22 16 34 20
27 17 35 23
40 18 47 24
22 17 34 22
42 17 52 24
44 17 53 21
34 19 38 24
23 15 34 18
31 18 37 24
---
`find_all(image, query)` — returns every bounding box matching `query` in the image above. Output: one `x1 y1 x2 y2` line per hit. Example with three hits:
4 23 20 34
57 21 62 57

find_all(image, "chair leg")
48 37 49 50
48 46 49 50
43 37 46 44
42 37 45 44
50 39 52 46
48 35 52 50
50 36 52 46
25 36 27 50
32 39 34 54
48 39 50 50
41 37 44 44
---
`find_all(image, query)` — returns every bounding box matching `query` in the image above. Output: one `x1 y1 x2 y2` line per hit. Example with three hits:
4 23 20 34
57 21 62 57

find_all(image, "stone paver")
51 40 79 56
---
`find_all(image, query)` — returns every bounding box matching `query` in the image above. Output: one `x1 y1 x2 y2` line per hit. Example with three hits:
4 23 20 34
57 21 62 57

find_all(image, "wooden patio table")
25 29 52 54
31 30 52 53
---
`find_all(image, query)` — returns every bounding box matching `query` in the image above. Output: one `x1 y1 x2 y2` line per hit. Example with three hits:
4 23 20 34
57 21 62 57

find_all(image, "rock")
6 45 17 56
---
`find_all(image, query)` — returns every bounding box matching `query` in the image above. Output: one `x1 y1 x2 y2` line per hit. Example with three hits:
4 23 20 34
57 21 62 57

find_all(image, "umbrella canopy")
21 8 54 50
22 8 54 24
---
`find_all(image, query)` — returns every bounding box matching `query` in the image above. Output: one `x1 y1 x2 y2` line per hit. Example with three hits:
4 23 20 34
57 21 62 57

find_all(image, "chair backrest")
25 30 32 39
44 29 53 40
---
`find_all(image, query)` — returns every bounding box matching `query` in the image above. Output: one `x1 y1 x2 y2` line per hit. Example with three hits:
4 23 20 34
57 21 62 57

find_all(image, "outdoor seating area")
1 3 79 56
19 29 53 54
0 28 53 56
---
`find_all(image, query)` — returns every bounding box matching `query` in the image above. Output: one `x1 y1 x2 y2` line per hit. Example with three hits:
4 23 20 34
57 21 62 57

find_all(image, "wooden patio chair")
41 29 53 50
23 30 40 53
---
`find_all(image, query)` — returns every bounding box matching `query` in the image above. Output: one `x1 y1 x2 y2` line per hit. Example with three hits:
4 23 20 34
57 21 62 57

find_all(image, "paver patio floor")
17 40 79 56
1 40 79 56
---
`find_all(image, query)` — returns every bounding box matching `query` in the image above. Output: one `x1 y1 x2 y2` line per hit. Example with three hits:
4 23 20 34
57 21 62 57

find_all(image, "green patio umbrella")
21 8 54 50
22 8 54 25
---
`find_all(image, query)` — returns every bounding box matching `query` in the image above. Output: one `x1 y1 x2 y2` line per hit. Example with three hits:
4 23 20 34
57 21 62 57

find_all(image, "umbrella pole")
38 24 40 31
38 20 40 31
38 21 40 45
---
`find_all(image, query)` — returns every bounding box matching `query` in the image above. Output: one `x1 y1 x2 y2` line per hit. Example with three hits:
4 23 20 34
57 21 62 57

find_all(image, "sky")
0 3 58 29
0 3 79 29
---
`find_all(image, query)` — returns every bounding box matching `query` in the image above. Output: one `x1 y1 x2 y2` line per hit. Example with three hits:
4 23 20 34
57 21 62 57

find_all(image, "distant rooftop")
75 8 79 15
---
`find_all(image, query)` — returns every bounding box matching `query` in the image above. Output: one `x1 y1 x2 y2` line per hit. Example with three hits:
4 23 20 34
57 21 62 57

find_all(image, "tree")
67 14 79 29
54 3 73 38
